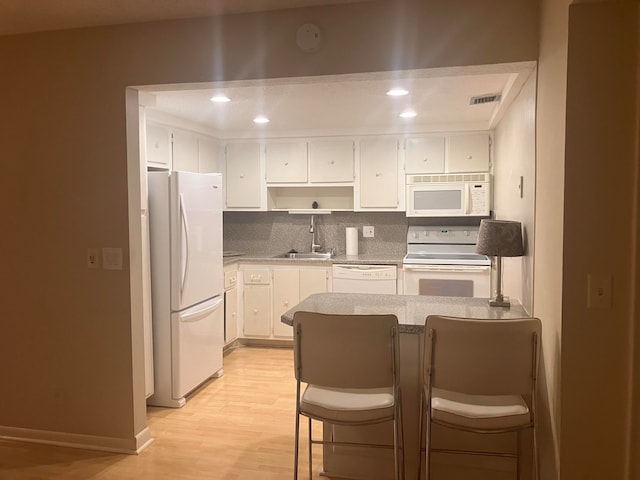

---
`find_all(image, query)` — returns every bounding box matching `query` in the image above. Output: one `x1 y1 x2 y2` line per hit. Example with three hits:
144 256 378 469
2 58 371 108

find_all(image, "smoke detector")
296 23 322 53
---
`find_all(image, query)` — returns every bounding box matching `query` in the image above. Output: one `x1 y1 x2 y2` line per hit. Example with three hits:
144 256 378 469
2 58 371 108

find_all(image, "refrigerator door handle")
179 297 224 323
179 193 191 302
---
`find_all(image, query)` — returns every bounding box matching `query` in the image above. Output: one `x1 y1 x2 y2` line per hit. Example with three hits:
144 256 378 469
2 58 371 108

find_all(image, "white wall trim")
0 425 153 455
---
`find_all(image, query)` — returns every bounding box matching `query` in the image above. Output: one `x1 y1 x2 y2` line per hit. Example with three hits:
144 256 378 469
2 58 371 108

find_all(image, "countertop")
281 292 529 334
223 253 404 266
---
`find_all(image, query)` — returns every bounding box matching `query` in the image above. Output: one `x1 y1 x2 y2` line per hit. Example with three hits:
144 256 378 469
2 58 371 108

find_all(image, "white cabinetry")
265 142 308 183
309 139 355 183
272 269 299 338
239 264 328 340
225 143 264 209
146 123 172 170
446 133 490 173
172 130 199 172
242 268 271 337
271 266 328 338
197 137 222 173
358 137 402 210
224 265 239 345
404 136 446 174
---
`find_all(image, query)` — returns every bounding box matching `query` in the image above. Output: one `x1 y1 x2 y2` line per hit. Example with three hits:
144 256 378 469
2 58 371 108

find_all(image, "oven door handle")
403 265 491 273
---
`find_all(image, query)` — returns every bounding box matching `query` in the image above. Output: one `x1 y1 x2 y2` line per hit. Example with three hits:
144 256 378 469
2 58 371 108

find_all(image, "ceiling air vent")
469 93 502 105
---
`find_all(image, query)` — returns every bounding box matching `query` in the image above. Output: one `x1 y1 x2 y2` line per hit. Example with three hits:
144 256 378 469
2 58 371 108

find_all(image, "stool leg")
308 417 313 479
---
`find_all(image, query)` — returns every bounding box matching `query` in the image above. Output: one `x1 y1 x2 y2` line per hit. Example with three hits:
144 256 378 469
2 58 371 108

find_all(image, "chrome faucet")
309 214 321 253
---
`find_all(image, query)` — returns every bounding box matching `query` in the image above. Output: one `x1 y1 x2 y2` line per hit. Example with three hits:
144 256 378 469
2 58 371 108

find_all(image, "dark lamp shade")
476 220 524 257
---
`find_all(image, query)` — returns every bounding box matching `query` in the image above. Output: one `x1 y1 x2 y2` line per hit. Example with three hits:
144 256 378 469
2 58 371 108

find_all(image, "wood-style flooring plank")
0 347 328 479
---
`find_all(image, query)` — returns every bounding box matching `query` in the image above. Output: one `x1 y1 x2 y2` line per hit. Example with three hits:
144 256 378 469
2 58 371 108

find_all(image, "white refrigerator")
147 171 224 408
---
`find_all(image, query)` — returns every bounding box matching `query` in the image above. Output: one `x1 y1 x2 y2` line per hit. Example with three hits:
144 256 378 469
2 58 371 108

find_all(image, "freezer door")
171 296 224 399
170 171 223 311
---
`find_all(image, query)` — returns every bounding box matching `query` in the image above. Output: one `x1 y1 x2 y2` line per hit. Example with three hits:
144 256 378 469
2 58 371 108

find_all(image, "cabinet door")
198 137 222 173
272 269 299 338
265 142 308 183
446 134 490 173
146 123 172 170
299 268 328 300
225 286 238 344
405 136 445 174
243 285 271 337
172 130 199 172
309 140 355 182
359 138 399 208
225 143 262 208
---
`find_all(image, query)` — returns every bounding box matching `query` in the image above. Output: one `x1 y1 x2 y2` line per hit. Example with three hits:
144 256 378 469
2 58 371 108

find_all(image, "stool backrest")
293 311 399 389
424 315 541 396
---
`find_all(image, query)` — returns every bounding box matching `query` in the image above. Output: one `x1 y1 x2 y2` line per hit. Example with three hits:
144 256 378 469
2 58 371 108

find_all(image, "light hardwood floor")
0 347 325 480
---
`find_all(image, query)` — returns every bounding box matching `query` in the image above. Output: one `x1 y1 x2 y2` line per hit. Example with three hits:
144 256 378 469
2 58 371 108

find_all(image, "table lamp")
476 219 524 307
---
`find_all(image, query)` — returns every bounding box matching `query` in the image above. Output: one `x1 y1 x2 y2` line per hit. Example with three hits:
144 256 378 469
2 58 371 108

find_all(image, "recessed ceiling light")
253 115 270 124
399 110 417 118
387 88 409 97
210 94 231 103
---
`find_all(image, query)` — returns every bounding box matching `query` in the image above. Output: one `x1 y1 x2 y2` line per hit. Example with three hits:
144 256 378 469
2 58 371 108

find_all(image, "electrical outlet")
87 248 99 269
363 226 375 238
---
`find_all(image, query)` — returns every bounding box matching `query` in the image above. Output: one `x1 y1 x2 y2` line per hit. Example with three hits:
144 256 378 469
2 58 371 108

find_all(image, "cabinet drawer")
243 269 271 285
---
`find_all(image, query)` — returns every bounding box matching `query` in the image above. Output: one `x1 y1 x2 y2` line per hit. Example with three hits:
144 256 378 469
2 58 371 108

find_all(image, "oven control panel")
407 226 479 245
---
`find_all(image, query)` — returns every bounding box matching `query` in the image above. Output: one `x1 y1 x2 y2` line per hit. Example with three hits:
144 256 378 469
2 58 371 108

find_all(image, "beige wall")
534 0 570 477
493 70 537 313
561 2 639 479
0 0 540 450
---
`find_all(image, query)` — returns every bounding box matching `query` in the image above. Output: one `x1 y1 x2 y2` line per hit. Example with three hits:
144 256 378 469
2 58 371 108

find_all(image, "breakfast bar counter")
281 293 532 480
281 292 528 332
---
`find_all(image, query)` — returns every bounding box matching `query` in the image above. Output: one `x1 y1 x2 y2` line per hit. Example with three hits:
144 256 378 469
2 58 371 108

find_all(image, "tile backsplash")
223 211 409 256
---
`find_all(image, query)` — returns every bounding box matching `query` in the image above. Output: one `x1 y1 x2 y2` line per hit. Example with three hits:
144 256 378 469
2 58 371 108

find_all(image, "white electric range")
403 225 491 297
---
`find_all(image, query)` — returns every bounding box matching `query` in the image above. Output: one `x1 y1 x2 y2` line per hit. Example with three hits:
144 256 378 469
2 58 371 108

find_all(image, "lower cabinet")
240 264 329 340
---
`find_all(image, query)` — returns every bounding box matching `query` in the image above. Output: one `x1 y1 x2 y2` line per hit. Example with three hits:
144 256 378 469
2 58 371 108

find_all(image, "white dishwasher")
332 264 397 294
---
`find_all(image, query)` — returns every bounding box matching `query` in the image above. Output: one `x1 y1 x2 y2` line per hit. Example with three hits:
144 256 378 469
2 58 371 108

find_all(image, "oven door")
402 264 491 297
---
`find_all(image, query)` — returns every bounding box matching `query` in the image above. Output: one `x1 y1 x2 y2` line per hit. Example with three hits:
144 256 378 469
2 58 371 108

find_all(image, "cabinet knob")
284 301 289 306
375 172 381 177
466 155 473 159
232 312 236 317
423 157 428 162
330 160 335 165
240 173 245 179
284 162 289 166
254 309 258 314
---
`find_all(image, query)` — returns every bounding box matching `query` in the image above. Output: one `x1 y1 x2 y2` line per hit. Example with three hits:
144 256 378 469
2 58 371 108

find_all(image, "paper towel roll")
346 227 358 256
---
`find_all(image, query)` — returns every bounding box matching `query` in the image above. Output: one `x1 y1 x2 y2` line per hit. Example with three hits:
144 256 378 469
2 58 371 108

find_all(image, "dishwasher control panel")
332 264 397 280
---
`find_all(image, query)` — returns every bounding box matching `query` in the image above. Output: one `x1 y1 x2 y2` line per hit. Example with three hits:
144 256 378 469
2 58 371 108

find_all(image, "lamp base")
488 296 511 308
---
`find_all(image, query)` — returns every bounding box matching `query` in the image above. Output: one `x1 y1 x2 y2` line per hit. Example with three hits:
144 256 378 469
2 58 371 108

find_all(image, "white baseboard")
0 425 154 454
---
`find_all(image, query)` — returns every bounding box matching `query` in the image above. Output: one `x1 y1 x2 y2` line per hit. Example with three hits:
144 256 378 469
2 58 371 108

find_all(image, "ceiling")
142 63 535 139
0 0 366 36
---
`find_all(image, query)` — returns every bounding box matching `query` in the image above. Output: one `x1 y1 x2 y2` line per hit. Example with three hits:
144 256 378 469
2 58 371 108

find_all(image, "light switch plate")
587 273 612 309
363 226 374 238
103 247 123 270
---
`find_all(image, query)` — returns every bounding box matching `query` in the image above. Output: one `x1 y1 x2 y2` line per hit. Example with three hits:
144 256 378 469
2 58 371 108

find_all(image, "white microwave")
406 173 491 217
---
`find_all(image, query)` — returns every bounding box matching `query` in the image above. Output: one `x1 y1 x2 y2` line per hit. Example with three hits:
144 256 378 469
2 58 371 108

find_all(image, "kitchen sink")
277 252 335 260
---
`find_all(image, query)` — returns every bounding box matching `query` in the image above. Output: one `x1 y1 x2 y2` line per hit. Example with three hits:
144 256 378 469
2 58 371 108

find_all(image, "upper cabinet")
197 137 223 173
146 123 172 170
358 137 402 210
404 136 446 174
225 142 264 210
446 133 490 173
309 139 355 183
172 130 199 172
265 141 308 183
